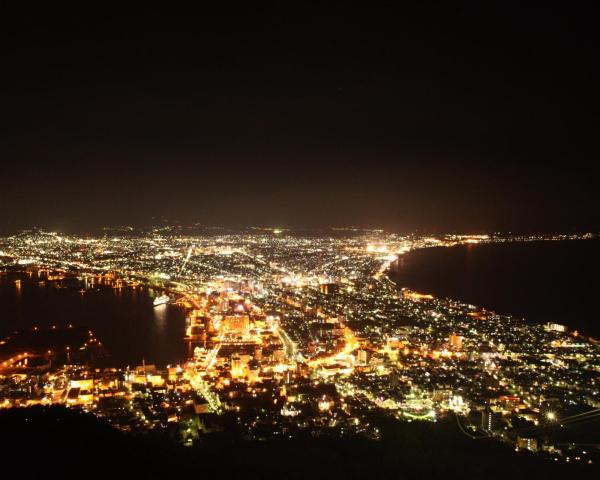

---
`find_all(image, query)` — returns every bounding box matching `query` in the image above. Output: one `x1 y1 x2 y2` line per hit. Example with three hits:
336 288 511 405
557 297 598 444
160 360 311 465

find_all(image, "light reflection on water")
153 304 168 332
0 272 188 367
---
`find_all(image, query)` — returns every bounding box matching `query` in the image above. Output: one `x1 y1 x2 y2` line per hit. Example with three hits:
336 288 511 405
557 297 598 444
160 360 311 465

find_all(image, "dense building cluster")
0 228 598 463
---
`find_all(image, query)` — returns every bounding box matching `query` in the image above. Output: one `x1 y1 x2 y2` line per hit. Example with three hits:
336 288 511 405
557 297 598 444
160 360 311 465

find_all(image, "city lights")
0 228 598 462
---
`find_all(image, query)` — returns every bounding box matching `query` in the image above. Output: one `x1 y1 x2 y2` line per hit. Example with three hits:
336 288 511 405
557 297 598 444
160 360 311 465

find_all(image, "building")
248 360 260 383
449 334 463 351
356 349 369 366
230 354 251 378
319 283 338 295
481 406 500 432
273 348 285 363
516 437 539 452
544 323 567 333
223 315 250 334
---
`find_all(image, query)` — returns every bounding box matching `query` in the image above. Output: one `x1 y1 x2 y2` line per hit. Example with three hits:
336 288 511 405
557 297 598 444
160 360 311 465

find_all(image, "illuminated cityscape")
2 5 599 478
1 228 598 468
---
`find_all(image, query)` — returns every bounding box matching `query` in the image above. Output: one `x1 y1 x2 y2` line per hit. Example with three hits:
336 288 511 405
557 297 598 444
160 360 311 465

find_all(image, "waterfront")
3 239 599 368
0 271 187 367
1 231 599 464
391 239 600 337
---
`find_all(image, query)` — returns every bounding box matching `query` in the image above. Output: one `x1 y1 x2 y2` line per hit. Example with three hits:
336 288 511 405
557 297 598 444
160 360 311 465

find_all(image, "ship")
153 294 170 307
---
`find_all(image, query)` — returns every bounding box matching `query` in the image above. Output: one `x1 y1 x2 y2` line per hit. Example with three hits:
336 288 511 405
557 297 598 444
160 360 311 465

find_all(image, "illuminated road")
272 320 304 362
307 327 359 368
186 366 222 413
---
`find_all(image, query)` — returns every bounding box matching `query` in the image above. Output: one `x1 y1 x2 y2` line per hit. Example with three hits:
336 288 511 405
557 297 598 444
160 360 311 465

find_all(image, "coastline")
386 239 600 337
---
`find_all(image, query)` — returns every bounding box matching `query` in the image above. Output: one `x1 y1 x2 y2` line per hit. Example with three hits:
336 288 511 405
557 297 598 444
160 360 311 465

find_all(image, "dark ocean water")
0 272 187 367
390 240 600 338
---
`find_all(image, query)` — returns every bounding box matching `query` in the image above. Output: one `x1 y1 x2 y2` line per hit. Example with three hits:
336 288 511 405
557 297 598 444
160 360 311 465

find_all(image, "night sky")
1 5 598 234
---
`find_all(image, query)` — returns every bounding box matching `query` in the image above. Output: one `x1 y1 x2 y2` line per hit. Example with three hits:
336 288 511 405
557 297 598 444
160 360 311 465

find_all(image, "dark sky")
1 4 598 234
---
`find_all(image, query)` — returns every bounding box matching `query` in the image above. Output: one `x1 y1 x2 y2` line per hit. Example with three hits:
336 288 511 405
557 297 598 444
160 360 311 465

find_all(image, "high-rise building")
481 406 499 432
